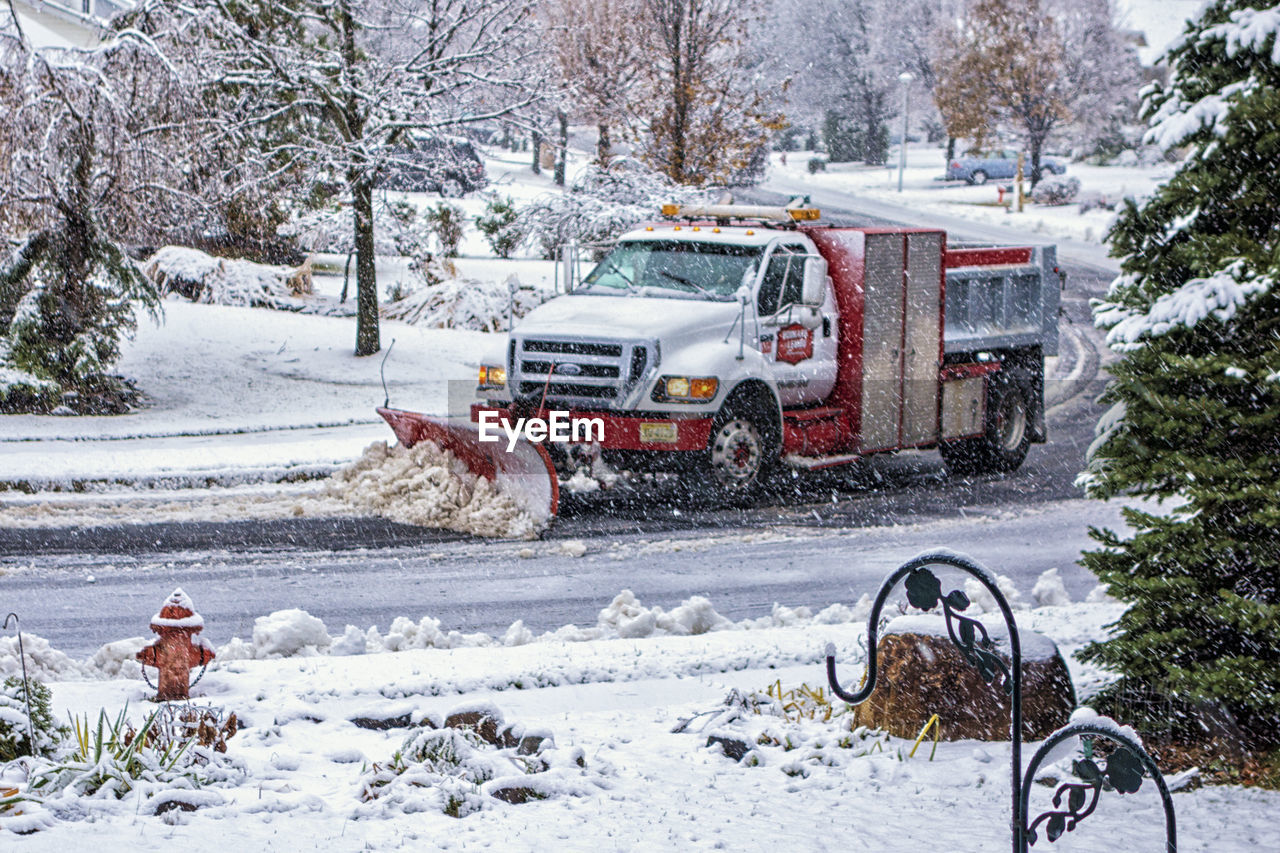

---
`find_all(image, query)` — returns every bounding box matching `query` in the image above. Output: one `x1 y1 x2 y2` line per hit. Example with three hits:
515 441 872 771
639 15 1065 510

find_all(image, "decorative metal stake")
824 550 1175 852
1021 721 1176 852
3 612 37 756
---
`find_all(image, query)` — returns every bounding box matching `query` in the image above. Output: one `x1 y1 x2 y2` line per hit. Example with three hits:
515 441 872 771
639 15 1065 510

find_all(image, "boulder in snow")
851 615 1075 741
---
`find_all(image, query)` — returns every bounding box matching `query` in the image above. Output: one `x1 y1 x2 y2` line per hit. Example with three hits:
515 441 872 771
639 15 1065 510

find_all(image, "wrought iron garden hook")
824 550 1176 852
825 550 1024 853
3 612 37 755
1020 721 1176 852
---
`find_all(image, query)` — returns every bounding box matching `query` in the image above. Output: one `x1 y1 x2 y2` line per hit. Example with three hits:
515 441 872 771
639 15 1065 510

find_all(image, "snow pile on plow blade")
374 407 559 532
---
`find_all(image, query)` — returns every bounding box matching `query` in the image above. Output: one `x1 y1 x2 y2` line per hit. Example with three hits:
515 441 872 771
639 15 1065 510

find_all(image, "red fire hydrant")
136 588 215 701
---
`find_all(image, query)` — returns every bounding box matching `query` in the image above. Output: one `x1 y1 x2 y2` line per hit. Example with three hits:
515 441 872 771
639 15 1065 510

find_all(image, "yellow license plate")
639 422 678 443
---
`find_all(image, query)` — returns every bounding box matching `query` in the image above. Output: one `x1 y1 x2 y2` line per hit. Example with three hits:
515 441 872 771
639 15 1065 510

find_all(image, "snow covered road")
0 496 1130 658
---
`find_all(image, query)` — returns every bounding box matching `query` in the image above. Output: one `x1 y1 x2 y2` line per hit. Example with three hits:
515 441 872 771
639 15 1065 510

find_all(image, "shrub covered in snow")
0 677 68 761
142 246 313 309
1077 191 1116 214
675 685 891 773
381 274 545 332
357 704 602 818
1 232 159 414
1110 146 1170 167
474 196 521 259
424 202 465 258
516 158 711 258
27 705 242 808
1031 175 1081 205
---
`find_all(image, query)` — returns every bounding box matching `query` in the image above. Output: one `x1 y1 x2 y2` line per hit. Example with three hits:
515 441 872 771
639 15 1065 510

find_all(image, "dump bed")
942 244 1060 357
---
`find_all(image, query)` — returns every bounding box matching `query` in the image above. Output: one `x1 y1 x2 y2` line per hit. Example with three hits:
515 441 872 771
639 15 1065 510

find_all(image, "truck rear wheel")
941 379 1030 475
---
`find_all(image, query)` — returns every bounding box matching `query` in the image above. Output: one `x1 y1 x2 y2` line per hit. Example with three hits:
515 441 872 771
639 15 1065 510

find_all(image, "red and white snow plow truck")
379 200 1061 524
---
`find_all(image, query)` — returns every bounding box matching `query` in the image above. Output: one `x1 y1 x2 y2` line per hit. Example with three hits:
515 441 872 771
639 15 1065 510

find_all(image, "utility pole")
897 72 914 193
1016 151 1025 212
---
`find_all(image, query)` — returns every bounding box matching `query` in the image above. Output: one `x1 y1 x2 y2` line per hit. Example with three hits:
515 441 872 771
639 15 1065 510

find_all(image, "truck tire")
941 378 1030 475
969 170 988 185
704 393 780 495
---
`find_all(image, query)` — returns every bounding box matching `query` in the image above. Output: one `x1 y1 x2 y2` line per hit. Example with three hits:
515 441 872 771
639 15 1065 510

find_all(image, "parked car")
945 150 1066 184
378 136 488 196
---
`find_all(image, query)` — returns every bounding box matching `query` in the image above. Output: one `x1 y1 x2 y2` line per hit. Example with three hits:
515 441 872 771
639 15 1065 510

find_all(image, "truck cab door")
756 242 838 407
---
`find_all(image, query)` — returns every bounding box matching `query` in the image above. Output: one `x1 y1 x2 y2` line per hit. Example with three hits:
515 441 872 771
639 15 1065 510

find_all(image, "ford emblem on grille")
556 363 583 376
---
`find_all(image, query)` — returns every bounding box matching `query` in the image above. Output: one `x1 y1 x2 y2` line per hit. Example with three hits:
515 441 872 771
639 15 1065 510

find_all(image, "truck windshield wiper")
657 270 721 299
597 259 637 294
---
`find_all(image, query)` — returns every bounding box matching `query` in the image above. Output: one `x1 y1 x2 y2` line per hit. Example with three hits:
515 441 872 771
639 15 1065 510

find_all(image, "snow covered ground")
2 582 1277 851
772 144 1177 249
0 251 553 485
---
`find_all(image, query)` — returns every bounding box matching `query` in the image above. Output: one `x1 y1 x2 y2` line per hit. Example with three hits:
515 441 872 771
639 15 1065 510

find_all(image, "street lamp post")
898 71 914 193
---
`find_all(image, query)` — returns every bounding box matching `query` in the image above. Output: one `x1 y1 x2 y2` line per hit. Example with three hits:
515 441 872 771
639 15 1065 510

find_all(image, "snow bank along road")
1 496 1130 658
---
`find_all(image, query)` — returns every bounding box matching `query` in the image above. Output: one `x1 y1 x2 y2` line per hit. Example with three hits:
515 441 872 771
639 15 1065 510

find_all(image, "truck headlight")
654 375 718 402
478 365 506 390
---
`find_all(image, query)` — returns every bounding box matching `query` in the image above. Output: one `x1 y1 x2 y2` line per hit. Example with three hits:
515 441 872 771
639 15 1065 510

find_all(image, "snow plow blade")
376 407 560 526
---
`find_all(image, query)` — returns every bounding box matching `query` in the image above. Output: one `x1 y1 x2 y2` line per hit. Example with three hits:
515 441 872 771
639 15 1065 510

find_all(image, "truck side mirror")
558 243 578 293
802 256 827 306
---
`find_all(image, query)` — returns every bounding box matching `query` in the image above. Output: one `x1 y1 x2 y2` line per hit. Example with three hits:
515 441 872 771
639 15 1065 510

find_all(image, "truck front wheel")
941 379 1030 475
704 400 779 495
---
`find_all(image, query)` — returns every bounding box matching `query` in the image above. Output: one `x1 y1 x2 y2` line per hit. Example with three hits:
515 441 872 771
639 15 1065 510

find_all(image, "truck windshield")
581 241 761 300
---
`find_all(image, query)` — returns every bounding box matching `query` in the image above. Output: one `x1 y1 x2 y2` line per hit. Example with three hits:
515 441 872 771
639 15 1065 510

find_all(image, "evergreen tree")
1 21 178 413
1079 0 1280 749
822 111 862 163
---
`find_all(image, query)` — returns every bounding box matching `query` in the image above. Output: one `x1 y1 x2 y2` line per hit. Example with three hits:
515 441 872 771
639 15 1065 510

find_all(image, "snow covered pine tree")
1079 1 1280 758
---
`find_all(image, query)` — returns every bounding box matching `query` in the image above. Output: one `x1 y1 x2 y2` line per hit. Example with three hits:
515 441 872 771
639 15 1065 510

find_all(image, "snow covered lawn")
2 590 1277 851
0 252 552 489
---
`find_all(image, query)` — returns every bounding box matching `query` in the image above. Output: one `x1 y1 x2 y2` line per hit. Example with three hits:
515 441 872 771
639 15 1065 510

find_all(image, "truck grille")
510 336 656 409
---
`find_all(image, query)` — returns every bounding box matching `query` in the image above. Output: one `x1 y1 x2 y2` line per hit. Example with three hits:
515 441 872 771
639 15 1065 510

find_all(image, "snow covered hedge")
1031 175 1081 205
381 275 545 332
142 246 313 310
